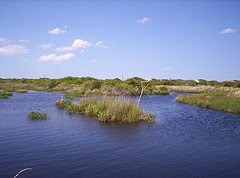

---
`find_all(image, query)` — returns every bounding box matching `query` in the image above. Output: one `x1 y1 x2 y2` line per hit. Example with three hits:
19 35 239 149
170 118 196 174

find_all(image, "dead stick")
14 168 32 178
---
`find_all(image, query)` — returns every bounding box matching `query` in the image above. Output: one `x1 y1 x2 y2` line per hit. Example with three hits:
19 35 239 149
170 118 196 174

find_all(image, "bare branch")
14 168 32 178
137 84 149 108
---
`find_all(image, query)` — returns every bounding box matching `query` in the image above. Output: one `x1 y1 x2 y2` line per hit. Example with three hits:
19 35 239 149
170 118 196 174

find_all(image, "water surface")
0 92 240 177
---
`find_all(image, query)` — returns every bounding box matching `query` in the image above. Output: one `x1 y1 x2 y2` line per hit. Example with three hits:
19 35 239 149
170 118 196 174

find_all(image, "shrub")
153 86 169 95
48 80 60 89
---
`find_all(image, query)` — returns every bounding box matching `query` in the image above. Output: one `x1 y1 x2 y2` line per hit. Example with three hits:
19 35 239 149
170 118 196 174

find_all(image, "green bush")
147 86 169 95
1 77 239 97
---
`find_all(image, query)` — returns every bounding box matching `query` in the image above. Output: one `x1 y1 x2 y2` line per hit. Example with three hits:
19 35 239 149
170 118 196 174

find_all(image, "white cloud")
48 27 66 35
221 28 236 34
162 67 173 72
19 39 29 43
80 50 85 54
0 38 9 44
39 43 52 50
87 60 96 64
137 17 151 24
56 39 91 51
0 45 28 55
95 41 108 48
39 53 75 62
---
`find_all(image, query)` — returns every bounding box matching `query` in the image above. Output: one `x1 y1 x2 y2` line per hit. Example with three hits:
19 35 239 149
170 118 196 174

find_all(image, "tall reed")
56 97 155 123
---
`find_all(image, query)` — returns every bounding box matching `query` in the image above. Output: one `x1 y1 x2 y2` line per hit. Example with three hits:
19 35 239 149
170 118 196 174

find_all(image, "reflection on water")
0 92 240 178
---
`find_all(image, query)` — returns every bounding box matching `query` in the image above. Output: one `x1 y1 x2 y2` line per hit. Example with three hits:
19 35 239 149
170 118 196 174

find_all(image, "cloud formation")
162 67 173 72
48 27 66 35
0 45 28 55
137 17 151 24
87 60 96 64
95 41 108 48
39 43 52 50
39 53 75 62
0 38 9 44
19 39 29 43
221 28 236 34
56 39 91 51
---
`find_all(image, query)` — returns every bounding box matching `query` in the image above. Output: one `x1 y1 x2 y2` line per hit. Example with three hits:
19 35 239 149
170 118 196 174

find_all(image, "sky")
0 0 239 81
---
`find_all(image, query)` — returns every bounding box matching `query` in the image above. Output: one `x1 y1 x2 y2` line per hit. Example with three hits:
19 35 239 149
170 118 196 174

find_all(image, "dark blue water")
0 92 240 178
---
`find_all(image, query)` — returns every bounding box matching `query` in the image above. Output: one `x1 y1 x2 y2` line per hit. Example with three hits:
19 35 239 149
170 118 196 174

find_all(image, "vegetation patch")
0 91 13 99
149 86 169 95
56 100 71 109
16 89 28 93
176 89 240 114
56 97 155 123
64 92 84 99
28 111 47 120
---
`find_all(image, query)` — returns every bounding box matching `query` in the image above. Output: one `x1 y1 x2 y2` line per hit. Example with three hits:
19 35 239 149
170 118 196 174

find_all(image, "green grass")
0 91 13 99
28 111 47 120
0 77 239 99
56 97 155 123
64 92 84 99
176 90 240 114
16 89 28 93
56 100 71 109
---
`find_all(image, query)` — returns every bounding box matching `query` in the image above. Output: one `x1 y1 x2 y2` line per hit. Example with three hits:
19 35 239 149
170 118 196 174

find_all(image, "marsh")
0 91 240 177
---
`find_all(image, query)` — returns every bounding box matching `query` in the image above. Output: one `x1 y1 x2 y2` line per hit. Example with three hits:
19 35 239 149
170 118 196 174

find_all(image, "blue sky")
0 0 239 81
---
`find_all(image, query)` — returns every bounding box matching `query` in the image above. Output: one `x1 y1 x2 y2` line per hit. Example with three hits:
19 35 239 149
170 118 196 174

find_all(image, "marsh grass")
28 111 47 120
64 92 84 99
16 89 28 93
0 91 12 99
56 100 71 109
166 85 213 93
176 89 240 114
56 97 155 123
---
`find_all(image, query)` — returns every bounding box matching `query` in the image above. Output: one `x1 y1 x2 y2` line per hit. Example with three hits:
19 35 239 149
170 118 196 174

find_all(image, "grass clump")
16 89 28 93
64 92 84 99
176 89 240 114
28 111 47 120
0 91 12 99
56 97 155 123
56 99 71 109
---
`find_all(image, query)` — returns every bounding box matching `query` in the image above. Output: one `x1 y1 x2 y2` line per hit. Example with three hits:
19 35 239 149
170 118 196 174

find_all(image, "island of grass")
28 111 47 120
176 88 240 114
56 97 155 123
0 91 12 99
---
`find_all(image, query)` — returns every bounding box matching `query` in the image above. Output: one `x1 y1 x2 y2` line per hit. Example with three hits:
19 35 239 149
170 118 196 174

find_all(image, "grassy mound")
0 91 12 99
176 89 240 114
56 97 155 123
28 111 47 120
